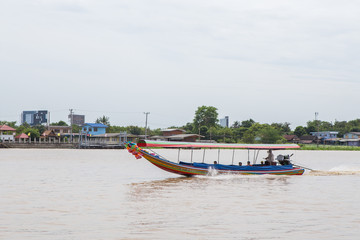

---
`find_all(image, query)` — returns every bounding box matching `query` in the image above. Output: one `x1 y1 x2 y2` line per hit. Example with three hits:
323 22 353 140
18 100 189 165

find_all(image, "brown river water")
1 148 360 239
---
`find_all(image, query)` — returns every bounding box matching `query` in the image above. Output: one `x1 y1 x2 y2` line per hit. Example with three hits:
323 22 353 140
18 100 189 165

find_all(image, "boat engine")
276 154 293 165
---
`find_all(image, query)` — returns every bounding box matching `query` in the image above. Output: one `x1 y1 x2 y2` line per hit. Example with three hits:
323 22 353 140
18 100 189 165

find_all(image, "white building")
220 116 229 128
0 124 16 142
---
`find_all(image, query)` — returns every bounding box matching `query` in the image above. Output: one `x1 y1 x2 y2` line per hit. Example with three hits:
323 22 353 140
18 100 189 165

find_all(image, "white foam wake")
329 165 360 172
308 165 360 176
207 167 218 176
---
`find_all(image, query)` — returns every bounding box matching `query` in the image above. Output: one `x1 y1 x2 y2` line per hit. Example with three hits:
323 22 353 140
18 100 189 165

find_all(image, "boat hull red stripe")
140 150 304 176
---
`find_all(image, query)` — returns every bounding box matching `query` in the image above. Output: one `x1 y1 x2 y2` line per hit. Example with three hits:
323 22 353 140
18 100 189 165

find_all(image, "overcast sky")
1 0 359 129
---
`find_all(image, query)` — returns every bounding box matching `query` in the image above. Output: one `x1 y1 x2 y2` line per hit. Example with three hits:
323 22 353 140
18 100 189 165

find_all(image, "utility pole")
144 112 150 139
69 109 74 142
48 111 50 130
315 112 319 147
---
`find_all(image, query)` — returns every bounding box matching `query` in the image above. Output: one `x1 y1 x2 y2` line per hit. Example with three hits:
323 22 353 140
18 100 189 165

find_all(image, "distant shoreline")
298 144 360 151
0 143 123 149
2 143 360 151
0 142 360 151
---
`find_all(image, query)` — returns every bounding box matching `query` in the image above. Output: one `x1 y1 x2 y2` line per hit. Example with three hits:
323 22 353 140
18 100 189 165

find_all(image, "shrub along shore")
298 144 360 151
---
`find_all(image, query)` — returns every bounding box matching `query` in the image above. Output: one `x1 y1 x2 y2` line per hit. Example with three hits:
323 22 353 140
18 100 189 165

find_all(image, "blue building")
310 131 339 144
82 123 108 136
341 132 360 146
310 131 338 140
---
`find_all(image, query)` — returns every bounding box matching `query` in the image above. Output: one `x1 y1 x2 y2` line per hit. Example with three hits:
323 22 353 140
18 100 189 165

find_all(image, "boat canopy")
137 140 300 150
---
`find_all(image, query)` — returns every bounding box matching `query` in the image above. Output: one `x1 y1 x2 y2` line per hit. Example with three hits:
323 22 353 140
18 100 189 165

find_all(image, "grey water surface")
1 149 360 239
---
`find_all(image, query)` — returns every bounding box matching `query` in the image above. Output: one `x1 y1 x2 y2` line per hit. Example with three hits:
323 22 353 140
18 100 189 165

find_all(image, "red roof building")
149 128 202 142
283 135 300 143
15 133 29 139
0 124 16 131
0 124 16 142
162 129 186 136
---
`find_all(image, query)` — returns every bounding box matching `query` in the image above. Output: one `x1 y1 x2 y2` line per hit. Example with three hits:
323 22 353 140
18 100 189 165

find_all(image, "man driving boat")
264 150 274 165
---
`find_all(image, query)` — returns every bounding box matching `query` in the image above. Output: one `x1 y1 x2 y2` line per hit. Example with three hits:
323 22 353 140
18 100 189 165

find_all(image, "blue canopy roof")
180 162 294 171
83 123 108 128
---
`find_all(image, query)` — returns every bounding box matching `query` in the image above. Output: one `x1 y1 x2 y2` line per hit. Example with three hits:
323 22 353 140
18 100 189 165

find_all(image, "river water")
1 148 360 239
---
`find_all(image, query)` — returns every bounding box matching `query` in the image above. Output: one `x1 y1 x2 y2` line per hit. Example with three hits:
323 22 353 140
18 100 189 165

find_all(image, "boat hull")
141 150 304 176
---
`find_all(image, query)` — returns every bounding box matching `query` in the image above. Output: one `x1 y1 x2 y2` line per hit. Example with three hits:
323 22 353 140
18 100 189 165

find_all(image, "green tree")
149 128 162 136
231 121 241 128
24 128 40 140
258 126 284 144
182 122 194 133
350 127 360 132
294 126 307 137
199 126 209 138
232 127 247 142
217 127 234 143
306 120 333 132
51 120 68 126
205 127 219 142
242 130 256 143
271 122 291 134
333 120 348 137
16 123 30 134
347 119 360 134
33 125 47 135
305 125 316 134
96 116 110 126
107 125 127 133
72 124 81 133
193 106 219 133
127 126 143 135
229 119 256 142
242 123 264 143
321 121 333 130
241 119 255 128
0 121 17 128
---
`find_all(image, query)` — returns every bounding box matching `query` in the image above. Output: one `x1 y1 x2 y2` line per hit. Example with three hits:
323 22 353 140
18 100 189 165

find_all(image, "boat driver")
264 150 274 165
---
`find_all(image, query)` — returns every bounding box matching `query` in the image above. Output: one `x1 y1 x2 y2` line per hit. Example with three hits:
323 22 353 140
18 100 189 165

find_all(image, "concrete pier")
1 142 78 149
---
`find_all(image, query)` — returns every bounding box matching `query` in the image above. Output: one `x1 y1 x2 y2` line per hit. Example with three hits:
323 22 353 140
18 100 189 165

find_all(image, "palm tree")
95 115 110 125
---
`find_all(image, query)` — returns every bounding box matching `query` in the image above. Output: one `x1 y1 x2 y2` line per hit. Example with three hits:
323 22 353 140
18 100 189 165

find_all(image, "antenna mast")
144 112 150 139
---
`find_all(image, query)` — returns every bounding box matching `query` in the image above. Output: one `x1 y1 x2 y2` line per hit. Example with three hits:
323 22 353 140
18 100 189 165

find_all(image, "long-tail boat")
125 140 305 176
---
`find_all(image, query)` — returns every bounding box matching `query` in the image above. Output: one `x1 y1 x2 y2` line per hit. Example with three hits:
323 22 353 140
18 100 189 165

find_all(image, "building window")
89 128 92 132
94 128 98 132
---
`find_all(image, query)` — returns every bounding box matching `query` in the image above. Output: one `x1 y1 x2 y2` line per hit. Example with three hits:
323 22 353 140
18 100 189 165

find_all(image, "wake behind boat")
125 140 305 176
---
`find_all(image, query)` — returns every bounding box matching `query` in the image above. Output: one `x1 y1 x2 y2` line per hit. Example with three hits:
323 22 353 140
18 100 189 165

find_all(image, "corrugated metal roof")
161 128 185 132
149 134 201 140
49 126 72 129
340 139 360 142
349 132 360 136
91 133 137 138
310 131 339 134
168 134 202 140
324 138 342 141
283 135 299 141
83 123 108 128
